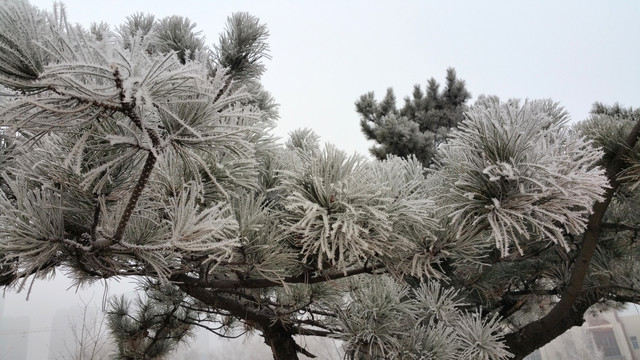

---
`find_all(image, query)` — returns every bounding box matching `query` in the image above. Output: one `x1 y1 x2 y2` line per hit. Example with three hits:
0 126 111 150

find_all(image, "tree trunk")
262 323 300 360
503 298 592 360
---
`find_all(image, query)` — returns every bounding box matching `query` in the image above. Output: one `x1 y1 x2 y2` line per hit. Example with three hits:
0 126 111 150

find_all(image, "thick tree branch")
541 116 640 316
611 294 640 304
178 284 268 326
504 289 559 297
504 114 640 359
292 326 335 337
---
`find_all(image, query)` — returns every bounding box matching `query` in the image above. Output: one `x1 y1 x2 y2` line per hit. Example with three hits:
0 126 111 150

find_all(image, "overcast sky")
3 0 640 358
25 0 640 156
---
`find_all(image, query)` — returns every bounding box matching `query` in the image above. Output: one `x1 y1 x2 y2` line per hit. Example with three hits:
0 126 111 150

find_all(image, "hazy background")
2 0 639 358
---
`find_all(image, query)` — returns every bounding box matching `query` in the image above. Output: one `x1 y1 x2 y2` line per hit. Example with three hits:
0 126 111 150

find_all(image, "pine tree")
1 2 640 360
106 284 196 359
356 68 471 167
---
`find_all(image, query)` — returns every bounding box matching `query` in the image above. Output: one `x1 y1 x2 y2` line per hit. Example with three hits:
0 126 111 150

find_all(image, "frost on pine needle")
0 0 46 90
0 176 64 290
435 96 609 256
334 276 415 359
412 280 467 324
282 145 390 270
335 276 511 359
281 144 438 273
456 311 512 360
164 182 239 256
578 105 640 189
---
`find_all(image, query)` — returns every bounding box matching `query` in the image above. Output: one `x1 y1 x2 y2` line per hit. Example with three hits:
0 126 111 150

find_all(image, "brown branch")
295 344 317 358
177 284 267 326
46 67 162 148
292 318 339 333
111 152 157 245
504 289 559 297
180 318 248 339
292 326 335 337
92 66 166 248
501 294 533 318
172 262 383 290
211 67 233 105
540 116 640 320
306 308 338 318
141 303 181 359
582 284 640 297
611 294 640 304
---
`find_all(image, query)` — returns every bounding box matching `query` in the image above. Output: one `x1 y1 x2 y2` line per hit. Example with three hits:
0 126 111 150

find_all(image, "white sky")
3 0 640 358
26 0 640 156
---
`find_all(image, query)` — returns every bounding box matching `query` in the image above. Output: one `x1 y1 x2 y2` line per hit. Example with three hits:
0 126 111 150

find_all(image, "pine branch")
141 304 180 359
111 152 156 246
611 294 640 304
92 66 166 249
179 318 247 339
0 256 58 287
45 85 121 112
173 262 383 289
295 342 317 358
582 284 640 297
177 284 266 326
112 65 161 148
305 308 338 318
504 289 559 297
292 318 339 333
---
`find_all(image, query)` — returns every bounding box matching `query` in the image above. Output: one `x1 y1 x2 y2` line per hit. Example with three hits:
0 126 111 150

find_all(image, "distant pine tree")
356 68 471 167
